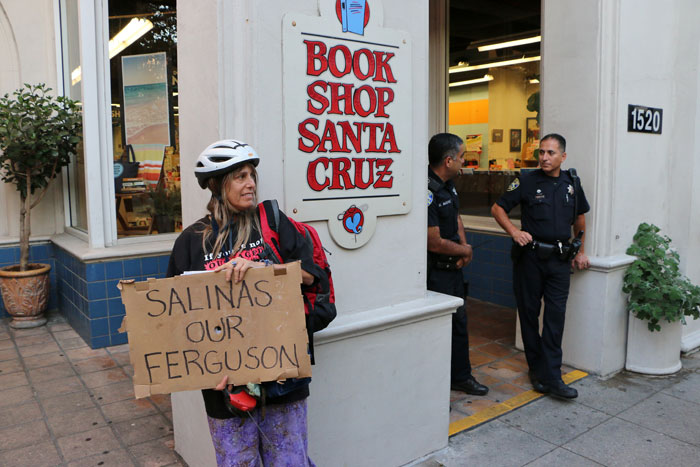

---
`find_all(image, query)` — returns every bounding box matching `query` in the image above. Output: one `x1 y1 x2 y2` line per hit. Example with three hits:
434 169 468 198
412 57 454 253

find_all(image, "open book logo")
336 0 370 36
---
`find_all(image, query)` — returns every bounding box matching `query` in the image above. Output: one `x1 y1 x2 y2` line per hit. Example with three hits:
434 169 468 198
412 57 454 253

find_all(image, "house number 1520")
628 105 662 134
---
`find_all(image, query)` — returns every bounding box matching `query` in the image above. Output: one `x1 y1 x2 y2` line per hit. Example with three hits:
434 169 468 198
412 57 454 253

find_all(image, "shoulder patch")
428 191 434 206
507 178 520 192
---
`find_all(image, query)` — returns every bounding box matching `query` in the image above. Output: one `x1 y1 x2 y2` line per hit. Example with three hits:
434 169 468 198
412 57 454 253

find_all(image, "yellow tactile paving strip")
449 369 588 436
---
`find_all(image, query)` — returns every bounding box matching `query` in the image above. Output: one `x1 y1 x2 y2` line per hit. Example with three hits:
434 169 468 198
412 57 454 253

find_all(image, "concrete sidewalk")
3 308 700 466
415 351 700 466
0 311 184 466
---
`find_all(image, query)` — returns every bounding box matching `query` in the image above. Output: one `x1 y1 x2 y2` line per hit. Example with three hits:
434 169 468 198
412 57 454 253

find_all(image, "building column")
173 1 459 465
539 0 633 376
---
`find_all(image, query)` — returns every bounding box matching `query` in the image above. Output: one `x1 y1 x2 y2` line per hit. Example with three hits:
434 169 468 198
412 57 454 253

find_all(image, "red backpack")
258 200 337 334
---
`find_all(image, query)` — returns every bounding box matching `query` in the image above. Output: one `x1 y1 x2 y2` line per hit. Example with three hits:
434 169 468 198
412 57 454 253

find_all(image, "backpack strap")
268 199 280 232
258 200 282 262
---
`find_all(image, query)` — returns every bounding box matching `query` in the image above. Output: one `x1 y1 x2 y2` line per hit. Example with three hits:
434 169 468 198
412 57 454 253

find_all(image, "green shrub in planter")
0 83 81 270
623 223 700 331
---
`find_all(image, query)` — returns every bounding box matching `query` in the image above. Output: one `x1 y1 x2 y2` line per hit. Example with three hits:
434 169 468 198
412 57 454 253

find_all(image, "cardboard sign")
118 262 311 399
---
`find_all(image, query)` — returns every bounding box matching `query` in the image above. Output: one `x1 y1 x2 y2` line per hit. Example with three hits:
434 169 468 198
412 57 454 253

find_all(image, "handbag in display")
114 144 140 193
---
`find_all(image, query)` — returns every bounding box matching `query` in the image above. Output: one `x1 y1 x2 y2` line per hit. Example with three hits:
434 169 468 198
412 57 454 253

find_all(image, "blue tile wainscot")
463 231 517 308
52 245 169 348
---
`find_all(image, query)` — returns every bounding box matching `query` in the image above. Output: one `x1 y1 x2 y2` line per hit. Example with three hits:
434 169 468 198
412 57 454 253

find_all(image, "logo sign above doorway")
283 0 413 249
337 0 370 35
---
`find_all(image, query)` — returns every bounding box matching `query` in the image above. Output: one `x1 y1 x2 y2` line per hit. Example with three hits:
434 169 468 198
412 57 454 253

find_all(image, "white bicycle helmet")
194 139 260 189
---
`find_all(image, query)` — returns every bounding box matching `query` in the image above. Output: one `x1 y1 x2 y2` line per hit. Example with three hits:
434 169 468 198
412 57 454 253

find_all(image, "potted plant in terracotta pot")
623 223 700 374
0 83 81 328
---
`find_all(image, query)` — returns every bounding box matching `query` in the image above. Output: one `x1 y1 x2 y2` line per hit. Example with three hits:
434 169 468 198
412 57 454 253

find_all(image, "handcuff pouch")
534 242 556 260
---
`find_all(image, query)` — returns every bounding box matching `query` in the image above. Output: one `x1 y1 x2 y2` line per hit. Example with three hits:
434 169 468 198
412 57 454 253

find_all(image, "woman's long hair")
201 164 261 259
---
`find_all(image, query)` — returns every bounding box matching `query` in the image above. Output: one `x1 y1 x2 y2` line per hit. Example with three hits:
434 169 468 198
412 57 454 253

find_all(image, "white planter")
625 311 682 375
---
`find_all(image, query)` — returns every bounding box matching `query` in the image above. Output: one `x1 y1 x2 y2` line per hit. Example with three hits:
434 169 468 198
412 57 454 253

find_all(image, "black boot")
546 379 578 399
528 370 549 394
451 376 489 396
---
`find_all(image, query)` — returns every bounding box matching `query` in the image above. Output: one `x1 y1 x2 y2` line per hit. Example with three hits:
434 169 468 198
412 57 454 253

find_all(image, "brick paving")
0 312 184 467
5 299 699 467
449 298 575 421
0 298 534 466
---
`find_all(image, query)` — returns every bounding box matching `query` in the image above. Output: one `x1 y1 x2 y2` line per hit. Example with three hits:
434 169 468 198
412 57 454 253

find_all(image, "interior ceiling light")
449 74 494 88
477 35 541 52
449 56 541 74
529 78 540 84
72 17 154 86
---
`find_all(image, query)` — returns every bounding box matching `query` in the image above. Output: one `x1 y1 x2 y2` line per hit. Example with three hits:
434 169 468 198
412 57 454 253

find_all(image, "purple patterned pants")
207 399 315 467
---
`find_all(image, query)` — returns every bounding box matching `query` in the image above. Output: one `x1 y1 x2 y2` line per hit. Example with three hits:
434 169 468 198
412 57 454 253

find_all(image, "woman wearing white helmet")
166 139 320 466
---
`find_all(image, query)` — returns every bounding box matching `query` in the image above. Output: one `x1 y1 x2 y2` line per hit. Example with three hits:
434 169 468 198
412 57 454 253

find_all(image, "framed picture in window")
526 118 539 143
510 129 521 152
492 129 503 143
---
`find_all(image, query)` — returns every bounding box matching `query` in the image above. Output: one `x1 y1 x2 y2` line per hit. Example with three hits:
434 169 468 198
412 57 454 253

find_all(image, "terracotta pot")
0 263 51 328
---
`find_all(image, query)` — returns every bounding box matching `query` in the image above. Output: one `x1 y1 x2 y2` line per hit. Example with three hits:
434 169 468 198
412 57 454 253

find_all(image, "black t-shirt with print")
166 208 319 419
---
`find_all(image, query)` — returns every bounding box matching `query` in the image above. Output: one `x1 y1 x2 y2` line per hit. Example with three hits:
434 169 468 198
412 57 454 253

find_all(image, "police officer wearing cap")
428 133 488 396
491 133 590 399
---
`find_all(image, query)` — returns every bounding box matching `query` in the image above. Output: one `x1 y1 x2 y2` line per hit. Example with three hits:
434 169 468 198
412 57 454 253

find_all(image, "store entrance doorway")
447 0 542 216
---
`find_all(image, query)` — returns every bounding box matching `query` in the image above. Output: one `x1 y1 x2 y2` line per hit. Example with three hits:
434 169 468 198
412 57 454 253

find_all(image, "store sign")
283 0 412 249
628 104 663 134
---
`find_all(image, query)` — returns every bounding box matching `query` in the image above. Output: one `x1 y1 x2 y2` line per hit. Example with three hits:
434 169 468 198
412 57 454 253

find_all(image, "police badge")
507 178 520 192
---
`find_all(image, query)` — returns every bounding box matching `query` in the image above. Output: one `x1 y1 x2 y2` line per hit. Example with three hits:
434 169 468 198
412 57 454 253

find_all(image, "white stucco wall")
174 1 456 465
0 0 66 241
542 0 700 374
614 1 678 246
680 0 700 351
607 0 700 354
179 0 428 313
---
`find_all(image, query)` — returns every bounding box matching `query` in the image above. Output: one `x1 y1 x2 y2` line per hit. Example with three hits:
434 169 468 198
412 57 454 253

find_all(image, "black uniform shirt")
428 167 460 244
496 169 590 243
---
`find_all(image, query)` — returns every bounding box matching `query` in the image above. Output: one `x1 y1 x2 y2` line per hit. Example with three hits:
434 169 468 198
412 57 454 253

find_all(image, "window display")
61 0 180 239
108 0 180 237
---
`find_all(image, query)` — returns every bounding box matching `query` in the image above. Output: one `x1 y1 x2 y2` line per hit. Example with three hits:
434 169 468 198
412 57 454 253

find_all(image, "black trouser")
427 267 472 382
512 248 571 383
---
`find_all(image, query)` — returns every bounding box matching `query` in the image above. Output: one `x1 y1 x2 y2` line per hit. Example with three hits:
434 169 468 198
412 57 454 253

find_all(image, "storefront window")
109 0 180 237
449 0 541 216
60 0 88 231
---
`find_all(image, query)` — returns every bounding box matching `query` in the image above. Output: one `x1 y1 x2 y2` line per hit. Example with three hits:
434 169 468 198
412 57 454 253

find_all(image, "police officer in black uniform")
491 133 590 399
428 133 488 396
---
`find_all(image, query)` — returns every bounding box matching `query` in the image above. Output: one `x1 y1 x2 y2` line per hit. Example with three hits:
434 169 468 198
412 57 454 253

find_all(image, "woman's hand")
215 375 232 392
214 257 259 283
301 269 315 286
